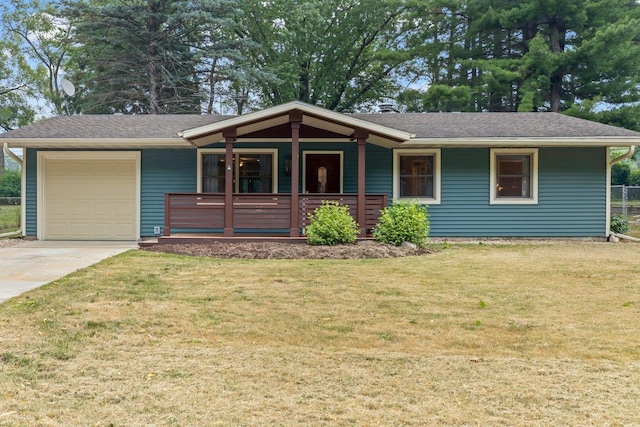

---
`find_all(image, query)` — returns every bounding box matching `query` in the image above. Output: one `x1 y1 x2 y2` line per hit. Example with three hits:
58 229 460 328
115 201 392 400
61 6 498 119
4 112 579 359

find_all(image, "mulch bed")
143 241 435 259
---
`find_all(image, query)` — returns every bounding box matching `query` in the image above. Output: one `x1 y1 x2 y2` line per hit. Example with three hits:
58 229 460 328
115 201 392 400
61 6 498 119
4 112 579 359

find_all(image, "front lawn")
627 221 640 238
0 205 19 234
1 243 639 425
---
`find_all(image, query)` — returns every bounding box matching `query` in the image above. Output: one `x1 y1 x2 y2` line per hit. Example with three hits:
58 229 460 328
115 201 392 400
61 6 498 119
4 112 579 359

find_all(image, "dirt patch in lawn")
143 241 434 259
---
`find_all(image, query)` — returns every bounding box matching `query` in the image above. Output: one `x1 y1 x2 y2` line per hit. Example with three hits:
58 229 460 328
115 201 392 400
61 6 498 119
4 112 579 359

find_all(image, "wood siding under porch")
163 193 388 237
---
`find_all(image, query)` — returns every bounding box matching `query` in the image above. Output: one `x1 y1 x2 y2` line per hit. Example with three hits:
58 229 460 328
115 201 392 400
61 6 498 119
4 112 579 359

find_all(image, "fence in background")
611 185 640 223
0 197 20 206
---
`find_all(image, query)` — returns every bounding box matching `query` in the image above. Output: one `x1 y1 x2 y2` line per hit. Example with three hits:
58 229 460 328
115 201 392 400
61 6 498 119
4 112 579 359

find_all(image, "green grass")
1 243 639 425
0 205 20 233
627 222 640 238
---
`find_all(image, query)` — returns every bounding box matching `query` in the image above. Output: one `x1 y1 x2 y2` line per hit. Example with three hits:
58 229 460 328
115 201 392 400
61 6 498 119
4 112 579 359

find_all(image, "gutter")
403 137 640 148
3 143 23 166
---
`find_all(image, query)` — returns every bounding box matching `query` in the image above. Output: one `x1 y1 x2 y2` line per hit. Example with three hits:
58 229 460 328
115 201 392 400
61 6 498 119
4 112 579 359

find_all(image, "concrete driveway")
0 240 138 304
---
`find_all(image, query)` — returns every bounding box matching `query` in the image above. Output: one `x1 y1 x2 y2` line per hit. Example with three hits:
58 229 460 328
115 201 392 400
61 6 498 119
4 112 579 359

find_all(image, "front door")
304 153 341 193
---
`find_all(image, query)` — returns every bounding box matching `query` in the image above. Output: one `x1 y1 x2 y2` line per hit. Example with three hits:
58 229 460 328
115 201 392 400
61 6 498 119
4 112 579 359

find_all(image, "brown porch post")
223 128 236 237
290 110 303 237
355 128 369 237
164 193 171 236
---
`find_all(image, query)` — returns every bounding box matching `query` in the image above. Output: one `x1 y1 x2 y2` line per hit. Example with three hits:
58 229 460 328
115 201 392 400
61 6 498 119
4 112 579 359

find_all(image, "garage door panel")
111 161 137 175
91 201 114 217
43 156 138 240
48 180 87 198
67 223 91 238
113 204 136 218
90 181 135 199
47 222 71 239
93 223 115 239
69 201 91 217
47 201 69 217
114 229 135 240
49 160 94 177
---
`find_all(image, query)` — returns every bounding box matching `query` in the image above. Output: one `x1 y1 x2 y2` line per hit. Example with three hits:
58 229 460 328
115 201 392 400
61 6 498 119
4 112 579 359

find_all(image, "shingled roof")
0 114 231 140
2 106 639 148
352 112 640 139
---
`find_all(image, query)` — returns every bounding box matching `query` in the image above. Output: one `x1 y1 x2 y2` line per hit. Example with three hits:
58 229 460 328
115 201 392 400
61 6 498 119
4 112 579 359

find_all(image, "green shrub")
0 170 20 197
629 169 640 186
373 200 429 248
610 215 629 234
305 200 359 246
611 162 632 185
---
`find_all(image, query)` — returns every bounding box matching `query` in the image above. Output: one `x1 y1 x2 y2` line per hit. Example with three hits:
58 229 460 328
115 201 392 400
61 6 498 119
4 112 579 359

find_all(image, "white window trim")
490 148 538 205
197 148 278 193
393 149 441 204
302 150 344 193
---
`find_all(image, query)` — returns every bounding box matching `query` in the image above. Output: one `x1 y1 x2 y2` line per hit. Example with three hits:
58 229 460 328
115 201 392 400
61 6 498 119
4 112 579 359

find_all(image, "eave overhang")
181 101 415 148
1 138 191 149
402 137 640 148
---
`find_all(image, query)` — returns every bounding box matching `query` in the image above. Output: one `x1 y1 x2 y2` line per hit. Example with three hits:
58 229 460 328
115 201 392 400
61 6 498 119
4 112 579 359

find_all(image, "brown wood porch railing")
164 193 388 236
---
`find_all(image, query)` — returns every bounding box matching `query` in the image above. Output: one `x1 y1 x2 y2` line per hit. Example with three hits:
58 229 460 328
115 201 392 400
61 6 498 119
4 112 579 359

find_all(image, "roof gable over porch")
180 101 414 148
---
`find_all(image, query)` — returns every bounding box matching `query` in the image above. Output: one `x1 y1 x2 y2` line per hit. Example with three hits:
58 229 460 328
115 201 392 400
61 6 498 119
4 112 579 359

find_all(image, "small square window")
490 149 538 204
496 155 531 198
394 149 441 204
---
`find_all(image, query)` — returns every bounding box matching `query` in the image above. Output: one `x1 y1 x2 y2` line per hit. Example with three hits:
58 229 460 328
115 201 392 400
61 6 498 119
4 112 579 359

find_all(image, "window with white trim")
393 149 441 204
490 148 538 204
199 149 277 193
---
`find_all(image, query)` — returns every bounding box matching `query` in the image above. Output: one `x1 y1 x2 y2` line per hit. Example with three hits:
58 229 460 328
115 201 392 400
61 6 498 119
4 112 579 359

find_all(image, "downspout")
607 145 636 240
3 143 25 237
3 143 22 166
610 145 635 166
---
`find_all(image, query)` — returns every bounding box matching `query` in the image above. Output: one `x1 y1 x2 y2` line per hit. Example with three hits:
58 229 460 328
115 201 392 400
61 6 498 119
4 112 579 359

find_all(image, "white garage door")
41 153 139 240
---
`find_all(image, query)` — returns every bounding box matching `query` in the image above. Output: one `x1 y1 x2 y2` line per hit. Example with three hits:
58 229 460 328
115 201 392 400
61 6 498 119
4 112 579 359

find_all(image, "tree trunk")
147 2 161 114
148 60 160 114
488 30 503 111
548 20 566 112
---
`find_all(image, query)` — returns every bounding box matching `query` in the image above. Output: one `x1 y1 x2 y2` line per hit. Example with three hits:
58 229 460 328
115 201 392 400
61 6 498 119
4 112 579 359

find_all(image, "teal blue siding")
25 148 37 237
428 147 607 237
365 144 393 195
24 145 608 239
141 149 195 236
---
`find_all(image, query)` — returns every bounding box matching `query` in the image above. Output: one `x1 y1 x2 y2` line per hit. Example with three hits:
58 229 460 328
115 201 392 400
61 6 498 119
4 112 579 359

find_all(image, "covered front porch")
161 102 412 239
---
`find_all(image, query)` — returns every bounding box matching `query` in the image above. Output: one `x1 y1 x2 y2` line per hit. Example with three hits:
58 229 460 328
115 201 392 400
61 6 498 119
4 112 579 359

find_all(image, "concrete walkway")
0 241 138 304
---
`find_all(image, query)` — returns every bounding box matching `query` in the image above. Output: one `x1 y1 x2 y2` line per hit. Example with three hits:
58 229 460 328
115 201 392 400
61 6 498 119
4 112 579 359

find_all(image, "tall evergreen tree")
400 0 640 115
63 0 247 114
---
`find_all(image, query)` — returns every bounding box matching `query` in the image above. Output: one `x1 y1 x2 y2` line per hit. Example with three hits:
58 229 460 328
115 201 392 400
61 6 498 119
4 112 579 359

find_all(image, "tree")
1 0 73 116
0 170 20 197
1 0 68 174
399 0 640 115
236 0 419 112
63 0 248 114
0 34 34 176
